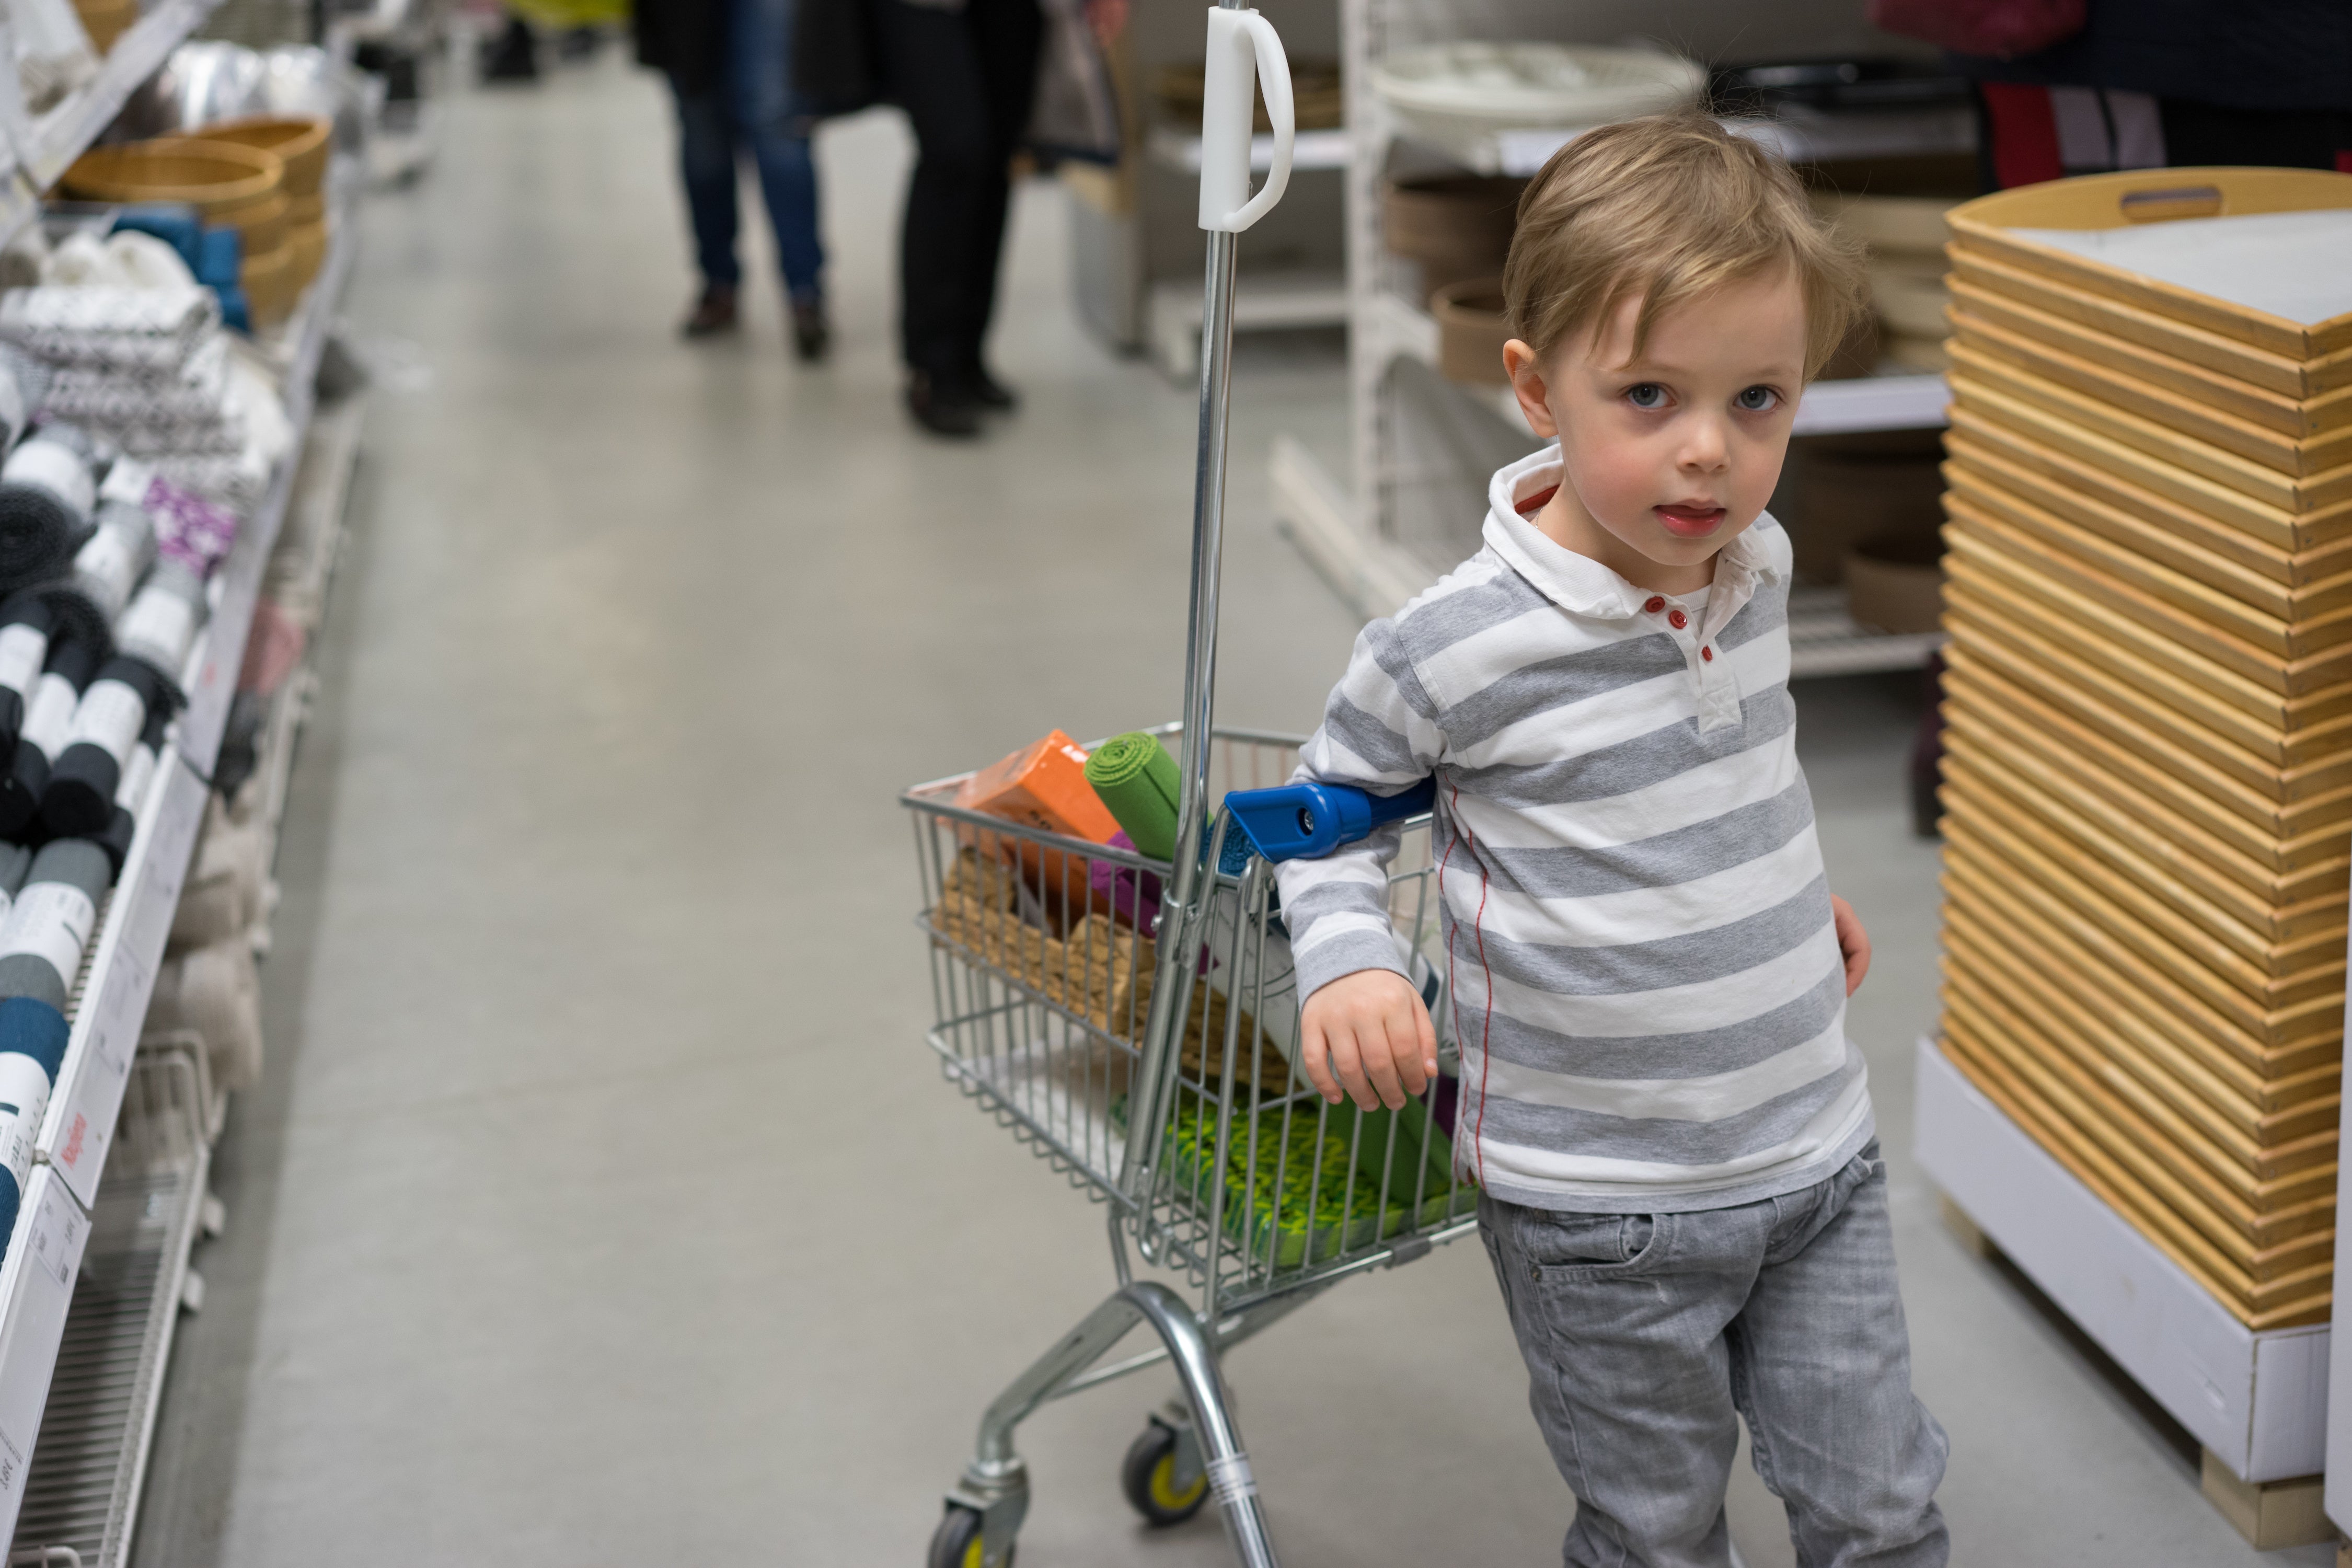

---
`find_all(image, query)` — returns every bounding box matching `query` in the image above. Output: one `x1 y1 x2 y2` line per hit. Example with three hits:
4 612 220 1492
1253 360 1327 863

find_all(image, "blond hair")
1502 114 1868 380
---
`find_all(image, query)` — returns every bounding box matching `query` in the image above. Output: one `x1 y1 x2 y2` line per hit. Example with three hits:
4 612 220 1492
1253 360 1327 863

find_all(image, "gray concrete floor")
123 50 2328 1568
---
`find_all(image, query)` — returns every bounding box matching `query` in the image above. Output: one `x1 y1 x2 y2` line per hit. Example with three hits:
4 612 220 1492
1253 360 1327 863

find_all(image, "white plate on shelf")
1370 43 1702 146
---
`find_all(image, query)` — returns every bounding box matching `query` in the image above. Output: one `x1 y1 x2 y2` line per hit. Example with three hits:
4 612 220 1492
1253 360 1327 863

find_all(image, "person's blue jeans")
671 0 824 300
1479 1144 1950 1567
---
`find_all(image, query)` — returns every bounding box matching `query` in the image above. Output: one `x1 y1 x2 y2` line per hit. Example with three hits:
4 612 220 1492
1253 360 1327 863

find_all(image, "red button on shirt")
1668 609 1689 629
1702 646 1714 662
1643 596 1665 614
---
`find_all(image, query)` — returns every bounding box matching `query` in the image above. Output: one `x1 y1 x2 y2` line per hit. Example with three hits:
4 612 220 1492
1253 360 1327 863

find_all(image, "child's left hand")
1831 895 1870 996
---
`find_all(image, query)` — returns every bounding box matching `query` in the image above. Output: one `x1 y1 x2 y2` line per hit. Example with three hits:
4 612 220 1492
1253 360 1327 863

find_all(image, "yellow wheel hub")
960 1535 985 1568
1149 1453 1208 1511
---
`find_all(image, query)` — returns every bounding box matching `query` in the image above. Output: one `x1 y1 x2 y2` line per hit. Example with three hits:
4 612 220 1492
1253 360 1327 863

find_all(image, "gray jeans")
1478 1144 1948 1568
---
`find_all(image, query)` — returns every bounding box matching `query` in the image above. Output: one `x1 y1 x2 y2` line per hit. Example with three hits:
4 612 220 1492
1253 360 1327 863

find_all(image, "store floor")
124 51 2326 1568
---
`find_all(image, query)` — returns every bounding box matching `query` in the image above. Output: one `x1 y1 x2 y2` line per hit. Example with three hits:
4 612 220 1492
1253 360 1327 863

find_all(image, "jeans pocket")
1529 1212 1659 1272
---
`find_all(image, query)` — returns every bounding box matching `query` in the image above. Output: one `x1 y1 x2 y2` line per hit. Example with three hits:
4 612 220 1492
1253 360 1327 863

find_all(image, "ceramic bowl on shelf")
1370 43 1702 147
1432 279 1513 386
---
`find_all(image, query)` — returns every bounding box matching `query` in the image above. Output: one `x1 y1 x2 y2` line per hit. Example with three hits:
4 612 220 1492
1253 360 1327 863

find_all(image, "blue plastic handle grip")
1223 777 1437 864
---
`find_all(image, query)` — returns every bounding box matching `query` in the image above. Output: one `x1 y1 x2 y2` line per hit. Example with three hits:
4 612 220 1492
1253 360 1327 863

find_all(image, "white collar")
1481 445 1781 622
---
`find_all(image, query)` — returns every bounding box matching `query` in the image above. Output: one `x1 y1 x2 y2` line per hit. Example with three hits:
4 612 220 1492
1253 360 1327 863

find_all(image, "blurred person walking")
862 0 1123 436
637 0 831 358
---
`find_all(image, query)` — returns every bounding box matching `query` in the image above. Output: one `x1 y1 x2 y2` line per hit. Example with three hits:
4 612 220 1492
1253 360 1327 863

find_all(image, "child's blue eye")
1735 386 1779 412
1626 384 1667 409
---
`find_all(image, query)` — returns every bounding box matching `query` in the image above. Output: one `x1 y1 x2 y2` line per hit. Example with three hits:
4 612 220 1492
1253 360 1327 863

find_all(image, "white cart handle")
1196 7 1294 233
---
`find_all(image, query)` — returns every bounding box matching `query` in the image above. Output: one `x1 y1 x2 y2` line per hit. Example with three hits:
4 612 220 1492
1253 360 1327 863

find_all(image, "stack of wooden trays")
1934 167 2352 1332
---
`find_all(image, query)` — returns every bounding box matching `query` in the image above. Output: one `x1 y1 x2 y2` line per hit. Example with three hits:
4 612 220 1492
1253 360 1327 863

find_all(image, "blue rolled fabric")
0 995 70 1247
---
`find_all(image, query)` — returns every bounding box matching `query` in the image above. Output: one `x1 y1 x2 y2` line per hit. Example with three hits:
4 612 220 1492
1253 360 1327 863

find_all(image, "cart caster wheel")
1121 1418 1210 1526
928 1504 1012 1568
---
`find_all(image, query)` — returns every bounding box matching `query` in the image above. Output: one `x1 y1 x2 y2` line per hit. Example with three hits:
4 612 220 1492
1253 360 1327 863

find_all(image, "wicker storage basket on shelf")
241 242 295 327
183 117 329 200
1933 166 2352 1332
61 139 290 262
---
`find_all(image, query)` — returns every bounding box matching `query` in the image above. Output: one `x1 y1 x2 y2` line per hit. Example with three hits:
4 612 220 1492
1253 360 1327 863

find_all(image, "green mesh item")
1140 1090 1474 1270
1083 732 1183 862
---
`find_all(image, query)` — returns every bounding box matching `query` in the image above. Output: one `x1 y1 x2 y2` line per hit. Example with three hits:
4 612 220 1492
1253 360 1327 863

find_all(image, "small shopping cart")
896 14 1479 1567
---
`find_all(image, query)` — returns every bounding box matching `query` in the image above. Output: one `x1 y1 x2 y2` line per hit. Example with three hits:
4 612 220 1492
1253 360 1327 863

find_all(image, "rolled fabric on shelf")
89 708 166 879
148 476 237 577
0 997 71 1246
0 593 52 750
147 937 261 1091
0 638 99 838
112 558 205 679
41 655 176 836
67 495 157 628
0 424 99 586
0 838 109 1011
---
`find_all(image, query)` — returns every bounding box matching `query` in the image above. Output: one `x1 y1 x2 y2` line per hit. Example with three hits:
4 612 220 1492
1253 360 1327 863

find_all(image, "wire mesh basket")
903 724 1479 1320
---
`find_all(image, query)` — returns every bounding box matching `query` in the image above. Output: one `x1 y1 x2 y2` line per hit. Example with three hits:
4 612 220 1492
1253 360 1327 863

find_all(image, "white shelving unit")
0 0 223 250
1065 0 1345 374
1272 0 1966 674
1917 1040 2329 1484
0 172 362 1552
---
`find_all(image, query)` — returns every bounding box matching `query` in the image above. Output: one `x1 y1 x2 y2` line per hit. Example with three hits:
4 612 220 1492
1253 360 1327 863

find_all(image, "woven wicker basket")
187 118 329 199
285 218 326 295
62 140 283 222
243 243 294 327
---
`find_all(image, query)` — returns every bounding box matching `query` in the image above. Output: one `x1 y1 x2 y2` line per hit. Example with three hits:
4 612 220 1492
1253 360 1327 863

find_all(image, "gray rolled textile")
0 838 110 1011
0 424 97 587
0 846 30 918
0 350 51 453
113 557 205 679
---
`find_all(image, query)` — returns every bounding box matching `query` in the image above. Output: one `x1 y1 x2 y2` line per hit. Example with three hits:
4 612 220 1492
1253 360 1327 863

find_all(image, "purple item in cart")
1088 831 1163 934
143 475 238 574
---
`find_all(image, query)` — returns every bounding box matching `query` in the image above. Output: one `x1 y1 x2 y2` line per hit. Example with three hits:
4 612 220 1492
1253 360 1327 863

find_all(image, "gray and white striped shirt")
1276 446 1872 1213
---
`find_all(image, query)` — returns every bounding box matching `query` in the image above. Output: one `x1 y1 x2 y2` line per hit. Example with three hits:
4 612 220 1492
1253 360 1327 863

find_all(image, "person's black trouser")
870 0 1042 383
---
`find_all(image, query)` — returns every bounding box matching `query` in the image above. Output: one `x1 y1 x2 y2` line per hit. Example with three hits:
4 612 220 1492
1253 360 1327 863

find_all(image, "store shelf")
1789 373 1951 437
1783 587 1943 677
1146 270 1346 379
1386 104 1976 179
0 0 223 252
1146 125 1352 176
0 1172 90 1536
8 1042 214 1568
36 179 356 1210
1916 1037 2328 1485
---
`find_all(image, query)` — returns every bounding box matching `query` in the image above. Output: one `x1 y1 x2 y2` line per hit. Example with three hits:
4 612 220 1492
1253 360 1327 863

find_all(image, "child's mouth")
1654 504 1727 538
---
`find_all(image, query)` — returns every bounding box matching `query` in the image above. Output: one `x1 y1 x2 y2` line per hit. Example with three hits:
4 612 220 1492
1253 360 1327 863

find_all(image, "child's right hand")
1299 969 1438 1111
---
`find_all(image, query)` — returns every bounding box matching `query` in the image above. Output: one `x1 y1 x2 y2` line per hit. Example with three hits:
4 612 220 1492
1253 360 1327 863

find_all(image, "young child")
1275 116 1950 1566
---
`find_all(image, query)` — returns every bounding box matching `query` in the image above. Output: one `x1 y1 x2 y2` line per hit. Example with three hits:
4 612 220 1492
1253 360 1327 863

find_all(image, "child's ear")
1503 339 1560 440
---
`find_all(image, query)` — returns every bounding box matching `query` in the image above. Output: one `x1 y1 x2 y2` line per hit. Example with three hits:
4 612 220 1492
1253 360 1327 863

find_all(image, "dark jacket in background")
1954 0 2352 113
635 0 727 95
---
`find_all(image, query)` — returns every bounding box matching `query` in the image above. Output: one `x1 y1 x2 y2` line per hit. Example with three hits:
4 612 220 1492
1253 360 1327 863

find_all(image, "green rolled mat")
1083 731 1183 861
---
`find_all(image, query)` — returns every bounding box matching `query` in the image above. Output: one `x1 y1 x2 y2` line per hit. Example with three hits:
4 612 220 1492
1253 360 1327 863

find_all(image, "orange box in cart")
953 729 1122 896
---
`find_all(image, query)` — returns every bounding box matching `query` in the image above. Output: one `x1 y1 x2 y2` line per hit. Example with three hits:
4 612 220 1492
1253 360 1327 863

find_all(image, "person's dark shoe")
965 362 1018 411
791 296 831 363
681 285 739 339
906 372 982 438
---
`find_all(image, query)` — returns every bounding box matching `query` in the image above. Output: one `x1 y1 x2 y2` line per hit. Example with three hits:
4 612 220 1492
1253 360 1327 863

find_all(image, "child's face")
1504 269 1808 591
